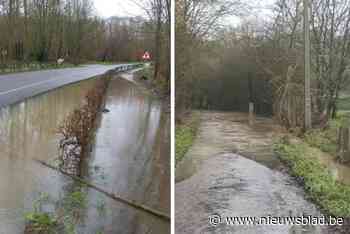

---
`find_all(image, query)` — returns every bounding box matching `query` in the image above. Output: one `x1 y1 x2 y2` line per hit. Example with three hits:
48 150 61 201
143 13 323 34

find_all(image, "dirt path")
175 111 329 234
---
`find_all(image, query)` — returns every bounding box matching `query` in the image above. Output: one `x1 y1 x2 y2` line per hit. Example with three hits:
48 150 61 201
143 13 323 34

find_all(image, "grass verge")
0 63 78 75
274 139 350 217
175 112 200 166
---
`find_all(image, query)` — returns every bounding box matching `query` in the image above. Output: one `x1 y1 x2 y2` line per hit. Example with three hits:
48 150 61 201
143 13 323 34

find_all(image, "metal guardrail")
0 62 145 74
114 63 144 73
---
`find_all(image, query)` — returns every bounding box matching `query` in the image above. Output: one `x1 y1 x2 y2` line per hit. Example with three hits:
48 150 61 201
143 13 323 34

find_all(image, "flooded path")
175 111 328 234
0 70 169 233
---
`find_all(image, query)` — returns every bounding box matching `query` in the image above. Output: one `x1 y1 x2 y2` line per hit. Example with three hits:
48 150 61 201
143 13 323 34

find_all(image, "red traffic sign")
142 51 151 60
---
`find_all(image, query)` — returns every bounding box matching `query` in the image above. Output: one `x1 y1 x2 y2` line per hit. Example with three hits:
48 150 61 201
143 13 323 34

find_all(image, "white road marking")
0 77 61 96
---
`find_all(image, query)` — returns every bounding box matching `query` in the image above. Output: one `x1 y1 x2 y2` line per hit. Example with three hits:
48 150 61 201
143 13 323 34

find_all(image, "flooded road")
0 71 169 233
175 111 329 234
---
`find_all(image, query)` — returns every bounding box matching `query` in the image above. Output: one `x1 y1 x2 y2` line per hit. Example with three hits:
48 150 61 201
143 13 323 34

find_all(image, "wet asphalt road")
0 64 131 108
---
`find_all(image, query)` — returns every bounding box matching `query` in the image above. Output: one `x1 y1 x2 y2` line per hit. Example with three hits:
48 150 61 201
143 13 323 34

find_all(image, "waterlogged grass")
65 190 87 208
25 188 89 233
24 193 57 233
175 112 200 166
274 140 350 217
25 212 57 233
304 114 350 155
96 197 107 216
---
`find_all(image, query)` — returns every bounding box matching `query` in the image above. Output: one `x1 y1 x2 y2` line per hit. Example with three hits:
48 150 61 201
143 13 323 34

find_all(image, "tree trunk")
153 0 163 80
304 0 312 130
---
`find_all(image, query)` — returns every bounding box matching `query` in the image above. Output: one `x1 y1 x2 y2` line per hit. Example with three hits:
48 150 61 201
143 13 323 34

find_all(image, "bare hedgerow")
57 76 110 175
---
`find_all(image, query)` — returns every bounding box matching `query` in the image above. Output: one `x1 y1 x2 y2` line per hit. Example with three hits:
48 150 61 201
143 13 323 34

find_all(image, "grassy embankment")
138 65 169 96
274 111 350 217
175 112 200 166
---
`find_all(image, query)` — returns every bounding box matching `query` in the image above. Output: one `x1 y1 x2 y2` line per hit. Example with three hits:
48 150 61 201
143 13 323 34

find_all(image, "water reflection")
0 73 169 233
0 79 96 233
82 76 170 233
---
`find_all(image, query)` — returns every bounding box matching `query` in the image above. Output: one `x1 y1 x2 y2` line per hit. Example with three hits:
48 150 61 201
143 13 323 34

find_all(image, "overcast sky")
93 0 276 24
224 0 276 26
93 0 145 18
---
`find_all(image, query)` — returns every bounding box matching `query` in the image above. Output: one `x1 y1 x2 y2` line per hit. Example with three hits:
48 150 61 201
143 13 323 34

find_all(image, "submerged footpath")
175 111 334 234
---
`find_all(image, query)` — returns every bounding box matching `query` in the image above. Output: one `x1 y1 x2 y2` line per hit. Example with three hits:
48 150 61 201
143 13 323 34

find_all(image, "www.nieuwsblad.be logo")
209 214 344 226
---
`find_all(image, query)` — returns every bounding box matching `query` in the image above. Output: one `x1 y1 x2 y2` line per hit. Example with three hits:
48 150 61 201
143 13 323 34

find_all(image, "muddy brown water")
175 111 334 234
0 71 169 233
175 112 284 183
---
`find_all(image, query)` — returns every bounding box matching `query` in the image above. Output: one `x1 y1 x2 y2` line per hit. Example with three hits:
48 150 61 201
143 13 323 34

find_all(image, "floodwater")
175 111 329 234
0 71 169 233
0 78 97 233
81 72 170 233
176 112 284 182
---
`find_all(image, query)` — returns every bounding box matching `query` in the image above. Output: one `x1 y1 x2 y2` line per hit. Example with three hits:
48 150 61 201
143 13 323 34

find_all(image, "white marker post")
249 102 254 125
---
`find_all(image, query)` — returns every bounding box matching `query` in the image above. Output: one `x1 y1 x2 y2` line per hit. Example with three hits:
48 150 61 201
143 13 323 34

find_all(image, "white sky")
92 0 276 24
223 0 277 26
93 0 145 18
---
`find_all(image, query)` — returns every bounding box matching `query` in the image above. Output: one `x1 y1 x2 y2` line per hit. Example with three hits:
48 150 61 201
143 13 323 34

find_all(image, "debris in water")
102 108 110 113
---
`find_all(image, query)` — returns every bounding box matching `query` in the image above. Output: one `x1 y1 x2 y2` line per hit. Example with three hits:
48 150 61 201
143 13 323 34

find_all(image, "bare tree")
175 0 245 119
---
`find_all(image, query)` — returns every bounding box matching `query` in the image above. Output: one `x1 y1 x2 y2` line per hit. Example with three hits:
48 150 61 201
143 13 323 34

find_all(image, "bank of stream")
0 70 169 233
